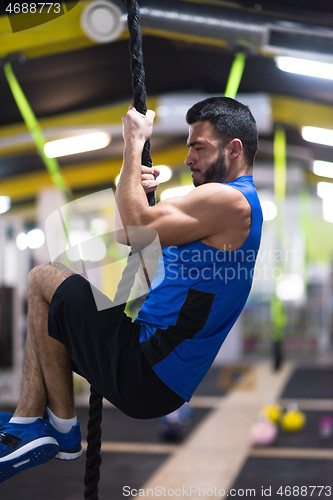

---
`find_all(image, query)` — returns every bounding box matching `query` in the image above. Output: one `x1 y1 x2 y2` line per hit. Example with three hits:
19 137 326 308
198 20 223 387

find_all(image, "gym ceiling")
0 0 332 211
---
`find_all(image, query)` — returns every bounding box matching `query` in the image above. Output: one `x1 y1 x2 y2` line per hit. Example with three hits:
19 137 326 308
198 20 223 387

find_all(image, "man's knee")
27 263 62 304
28 264 46 290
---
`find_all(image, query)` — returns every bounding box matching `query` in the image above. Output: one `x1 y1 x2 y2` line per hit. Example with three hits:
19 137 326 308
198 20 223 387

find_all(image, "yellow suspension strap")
272 125 288 370
3 60 73 261
224 51 247 99
3 61 71 200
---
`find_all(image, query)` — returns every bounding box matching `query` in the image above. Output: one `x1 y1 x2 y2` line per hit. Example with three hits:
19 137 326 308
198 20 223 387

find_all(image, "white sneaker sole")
0 436 58 462
56 448 82 460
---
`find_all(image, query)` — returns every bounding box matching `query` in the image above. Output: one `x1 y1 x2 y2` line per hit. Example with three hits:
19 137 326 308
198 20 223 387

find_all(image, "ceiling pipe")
137 0 333 62
80 0 333 62
139 0 266 51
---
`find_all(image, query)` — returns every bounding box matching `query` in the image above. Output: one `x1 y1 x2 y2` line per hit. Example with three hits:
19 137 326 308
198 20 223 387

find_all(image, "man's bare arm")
116 107 250 248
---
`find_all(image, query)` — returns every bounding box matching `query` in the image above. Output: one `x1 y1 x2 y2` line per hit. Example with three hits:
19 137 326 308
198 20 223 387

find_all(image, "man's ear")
226 138 243 159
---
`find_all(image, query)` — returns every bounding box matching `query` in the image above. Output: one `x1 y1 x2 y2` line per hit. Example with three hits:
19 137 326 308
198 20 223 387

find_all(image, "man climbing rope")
0 96 262 482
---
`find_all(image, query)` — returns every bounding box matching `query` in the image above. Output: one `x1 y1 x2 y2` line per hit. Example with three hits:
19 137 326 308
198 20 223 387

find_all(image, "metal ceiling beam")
1 0 332 61
0 98 139 156
0 144 188 201
1 95 333 158
0 1 127 60
139 0 333 61
272 96 333 131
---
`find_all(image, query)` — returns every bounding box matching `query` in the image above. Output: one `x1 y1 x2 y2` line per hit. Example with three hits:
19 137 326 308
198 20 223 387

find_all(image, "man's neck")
222 166 252 184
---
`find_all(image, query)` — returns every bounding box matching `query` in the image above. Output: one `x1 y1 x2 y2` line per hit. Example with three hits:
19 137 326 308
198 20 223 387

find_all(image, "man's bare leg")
14 263 76 419
14 329 47 418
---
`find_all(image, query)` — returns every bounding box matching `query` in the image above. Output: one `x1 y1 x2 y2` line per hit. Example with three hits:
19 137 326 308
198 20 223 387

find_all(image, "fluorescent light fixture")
302 126 333 147
276 56 333 81
316 182 333 222
0 196 11 214
313 160 333 179
261 201 277 221
66 230 106 262
323 211 333 223
276 274 304 302
155 165 172 183
156 105 170 117
81 236 107 262
90 218 109 235
16 229 45 250
323 198 333 223
16 232 28 251
66 230 92 262
27 229 45 249
317 182 333 199
44 132 111 158
160 185 195 201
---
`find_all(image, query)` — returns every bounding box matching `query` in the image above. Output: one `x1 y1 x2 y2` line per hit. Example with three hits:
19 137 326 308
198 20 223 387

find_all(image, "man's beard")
192 150 227 187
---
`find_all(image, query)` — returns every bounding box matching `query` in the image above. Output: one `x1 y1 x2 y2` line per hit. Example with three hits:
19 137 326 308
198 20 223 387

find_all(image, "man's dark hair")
186 96 258 167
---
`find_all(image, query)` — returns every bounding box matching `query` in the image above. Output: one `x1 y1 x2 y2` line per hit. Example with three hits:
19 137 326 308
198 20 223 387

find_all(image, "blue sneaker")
0 419 59 482
0 412 82 461
44 414 82 461
0 413 12 427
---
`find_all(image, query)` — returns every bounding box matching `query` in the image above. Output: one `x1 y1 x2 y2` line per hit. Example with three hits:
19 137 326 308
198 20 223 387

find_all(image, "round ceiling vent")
81 1 125 43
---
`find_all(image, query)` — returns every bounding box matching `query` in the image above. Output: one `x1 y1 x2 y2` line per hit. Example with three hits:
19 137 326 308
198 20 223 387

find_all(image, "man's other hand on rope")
141 165 160 194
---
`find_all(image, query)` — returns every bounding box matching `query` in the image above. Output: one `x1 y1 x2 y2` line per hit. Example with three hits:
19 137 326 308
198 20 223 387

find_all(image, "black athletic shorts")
48 274 185 419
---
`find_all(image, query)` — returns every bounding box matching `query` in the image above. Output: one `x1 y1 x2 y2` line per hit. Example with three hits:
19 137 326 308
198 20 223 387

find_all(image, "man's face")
185 120 228 187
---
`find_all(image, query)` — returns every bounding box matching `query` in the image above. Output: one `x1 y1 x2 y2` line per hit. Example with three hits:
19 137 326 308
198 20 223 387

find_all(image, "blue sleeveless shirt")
135 175 263 401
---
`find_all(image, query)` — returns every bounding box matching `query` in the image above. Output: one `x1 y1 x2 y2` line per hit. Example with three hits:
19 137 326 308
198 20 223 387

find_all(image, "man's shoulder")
191 182 248 207
190 182 235 197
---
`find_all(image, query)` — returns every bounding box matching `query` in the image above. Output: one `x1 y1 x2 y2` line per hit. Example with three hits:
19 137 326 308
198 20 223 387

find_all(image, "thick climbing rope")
84 1 153 498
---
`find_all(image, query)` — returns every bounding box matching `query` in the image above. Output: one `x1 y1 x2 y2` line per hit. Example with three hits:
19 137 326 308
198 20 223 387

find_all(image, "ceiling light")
323 211 333 223
276 56 333 81
90 218 109 235
160 185 195 201
316 182 333 223
313 160 333 178
16 232 28 251
302 126 333 147
27 229 45 249
276 274 304 302
0 196 10 214
81 1 125 43
155 165 172 183
66 230 106 262
322 198 333 223
81 236 107 262
261 201 277 221
66 230 92 262
317 182 333 199
44 132 111 158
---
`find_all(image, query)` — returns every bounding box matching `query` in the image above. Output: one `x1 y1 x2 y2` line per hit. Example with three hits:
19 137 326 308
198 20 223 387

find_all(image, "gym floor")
1 361 333 499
